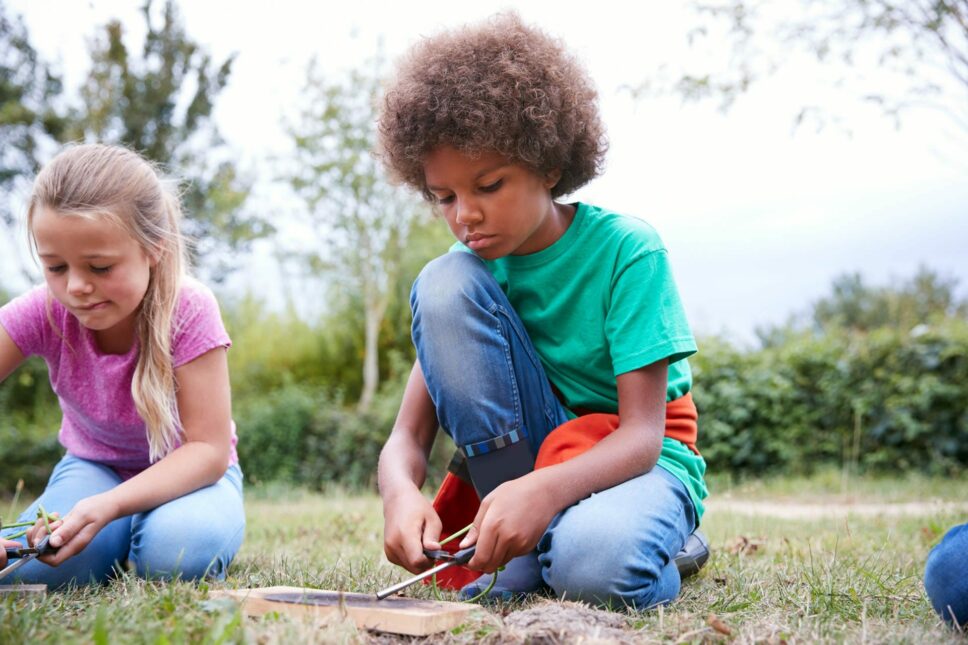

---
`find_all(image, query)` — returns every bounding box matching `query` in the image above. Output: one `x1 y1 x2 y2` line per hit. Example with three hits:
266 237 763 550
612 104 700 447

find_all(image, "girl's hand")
27 494 119 566
382 486 442 574
460 471 557 573
1 538 23 568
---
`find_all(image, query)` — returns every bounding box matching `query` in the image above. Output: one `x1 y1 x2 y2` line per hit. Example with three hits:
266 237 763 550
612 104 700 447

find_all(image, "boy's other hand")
461 471 557 573
382 487 442 574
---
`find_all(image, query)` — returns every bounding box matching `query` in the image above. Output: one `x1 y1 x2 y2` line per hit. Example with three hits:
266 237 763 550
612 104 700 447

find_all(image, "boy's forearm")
531 421 663 515
378 432 430 503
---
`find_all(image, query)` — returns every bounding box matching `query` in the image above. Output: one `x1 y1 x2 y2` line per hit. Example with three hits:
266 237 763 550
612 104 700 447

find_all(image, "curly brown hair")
378 12 607 199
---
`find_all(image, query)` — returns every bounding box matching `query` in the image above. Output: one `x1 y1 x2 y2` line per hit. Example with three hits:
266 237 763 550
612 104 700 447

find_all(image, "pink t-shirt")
0 277 239 479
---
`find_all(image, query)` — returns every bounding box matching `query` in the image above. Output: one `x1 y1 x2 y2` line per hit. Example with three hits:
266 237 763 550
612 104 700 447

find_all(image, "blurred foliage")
63 0 269 281
281 54 434 411
0 0 267 284
694 318 968 477
0 0 69 282
634 0 968 133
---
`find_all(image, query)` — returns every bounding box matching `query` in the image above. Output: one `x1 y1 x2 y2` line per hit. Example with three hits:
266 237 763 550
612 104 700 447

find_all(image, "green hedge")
693 320 968 476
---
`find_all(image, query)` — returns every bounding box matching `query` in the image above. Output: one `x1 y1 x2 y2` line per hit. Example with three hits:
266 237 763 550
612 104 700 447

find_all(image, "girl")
0 144 244 588
376 13 707 609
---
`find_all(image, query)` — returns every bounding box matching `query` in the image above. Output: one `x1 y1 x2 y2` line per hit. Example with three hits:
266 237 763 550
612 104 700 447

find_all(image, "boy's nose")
455 198 483 225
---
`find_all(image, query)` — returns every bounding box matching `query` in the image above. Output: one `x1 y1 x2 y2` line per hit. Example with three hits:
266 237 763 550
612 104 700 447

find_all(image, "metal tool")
0 534 53 582
376 546 476 600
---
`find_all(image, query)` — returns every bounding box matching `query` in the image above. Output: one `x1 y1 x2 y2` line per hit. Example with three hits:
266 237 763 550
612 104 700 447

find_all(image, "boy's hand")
382 486 442 574
27 494 118 567
460 471 557 573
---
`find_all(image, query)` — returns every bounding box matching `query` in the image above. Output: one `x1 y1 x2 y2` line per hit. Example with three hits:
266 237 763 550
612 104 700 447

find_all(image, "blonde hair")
28 144 188 463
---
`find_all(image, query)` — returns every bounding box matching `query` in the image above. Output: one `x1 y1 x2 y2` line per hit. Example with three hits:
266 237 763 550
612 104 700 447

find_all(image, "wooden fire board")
0 584 47 597
210 586 477 636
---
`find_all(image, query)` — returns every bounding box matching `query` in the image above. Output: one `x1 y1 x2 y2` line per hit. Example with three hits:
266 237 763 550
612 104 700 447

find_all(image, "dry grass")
1 472 966 643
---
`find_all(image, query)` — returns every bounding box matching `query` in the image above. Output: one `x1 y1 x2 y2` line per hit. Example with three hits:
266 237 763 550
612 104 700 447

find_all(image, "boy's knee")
411 253 491 315
542 513 673 609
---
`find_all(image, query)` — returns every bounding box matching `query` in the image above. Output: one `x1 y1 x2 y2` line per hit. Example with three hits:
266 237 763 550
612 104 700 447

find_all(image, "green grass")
1 474 965 643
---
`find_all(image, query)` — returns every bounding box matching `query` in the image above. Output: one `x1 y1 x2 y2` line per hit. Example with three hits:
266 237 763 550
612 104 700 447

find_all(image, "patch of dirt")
501 600 634 644
712 499 968 520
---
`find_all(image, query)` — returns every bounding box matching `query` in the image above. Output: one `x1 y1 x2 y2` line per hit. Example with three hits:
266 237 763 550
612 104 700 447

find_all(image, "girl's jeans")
412 252 697 609
1 455 245 589
924 522 968 626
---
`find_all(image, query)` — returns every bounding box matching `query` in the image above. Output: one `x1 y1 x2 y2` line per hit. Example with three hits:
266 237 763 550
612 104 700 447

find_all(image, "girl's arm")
377 360 443 573
461 359 668 572
0 325 26 382
33 347 233 564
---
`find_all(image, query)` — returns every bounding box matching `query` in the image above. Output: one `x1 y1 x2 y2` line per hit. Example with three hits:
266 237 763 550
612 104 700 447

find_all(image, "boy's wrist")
380 479 423 508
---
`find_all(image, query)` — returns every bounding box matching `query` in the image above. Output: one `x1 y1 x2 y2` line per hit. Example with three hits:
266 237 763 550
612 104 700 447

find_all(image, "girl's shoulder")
175 276 221 313
175 276 226 324
170 277 231 365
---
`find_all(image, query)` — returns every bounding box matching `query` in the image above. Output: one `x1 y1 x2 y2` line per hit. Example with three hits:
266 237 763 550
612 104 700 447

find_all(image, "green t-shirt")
454 202 708 517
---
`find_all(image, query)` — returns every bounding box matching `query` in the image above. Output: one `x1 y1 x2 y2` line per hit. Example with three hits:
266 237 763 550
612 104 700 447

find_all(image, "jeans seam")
490 302 523 439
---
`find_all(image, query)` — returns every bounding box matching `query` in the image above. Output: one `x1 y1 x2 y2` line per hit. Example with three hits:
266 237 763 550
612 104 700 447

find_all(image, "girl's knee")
131 521 243 581
129 493 245 581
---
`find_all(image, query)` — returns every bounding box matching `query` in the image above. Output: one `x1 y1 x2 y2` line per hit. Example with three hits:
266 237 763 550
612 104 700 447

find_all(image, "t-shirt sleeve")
0 285 54 358
605 248 697 376
171 282 232 368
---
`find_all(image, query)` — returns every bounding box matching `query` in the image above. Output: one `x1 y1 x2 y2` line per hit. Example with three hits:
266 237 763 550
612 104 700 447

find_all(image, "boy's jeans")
412 252 696 608
1 455 245 589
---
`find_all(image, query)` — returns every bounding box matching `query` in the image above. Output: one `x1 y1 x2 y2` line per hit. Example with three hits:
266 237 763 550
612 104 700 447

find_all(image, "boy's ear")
544 168 562 190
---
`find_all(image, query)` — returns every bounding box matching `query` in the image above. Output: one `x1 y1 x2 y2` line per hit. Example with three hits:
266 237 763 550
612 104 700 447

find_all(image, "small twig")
37 504 53 536
439 524 472 546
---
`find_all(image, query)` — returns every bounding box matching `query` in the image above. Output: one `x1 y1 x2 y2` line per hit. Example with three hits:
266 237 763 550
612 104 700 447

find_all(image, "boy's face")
423 146 567 260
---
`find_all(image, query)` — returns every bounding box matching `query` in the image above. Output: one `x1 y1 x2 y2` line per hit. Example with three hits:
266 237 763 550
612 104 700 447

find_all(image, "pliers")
375 546 476 600
0 534 54 582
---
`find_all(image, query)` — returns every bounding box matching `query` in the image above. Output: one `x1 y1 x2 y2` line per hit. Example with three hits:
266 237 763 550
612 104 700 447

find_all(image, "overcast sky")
8 0 968 343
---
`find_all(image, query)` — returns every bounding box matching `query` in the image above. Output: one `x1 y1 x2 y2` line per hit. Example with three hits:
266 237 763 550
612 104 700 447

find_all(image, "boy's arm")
461 359 668 572
0 325 26 382
378 360 443 573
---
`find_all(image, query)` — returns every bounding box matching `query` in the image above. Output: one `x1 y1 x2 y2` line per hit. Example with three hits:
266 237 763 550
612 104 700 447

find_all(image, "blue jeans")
412 253 697 608
1 454 245 589
925 522 968 626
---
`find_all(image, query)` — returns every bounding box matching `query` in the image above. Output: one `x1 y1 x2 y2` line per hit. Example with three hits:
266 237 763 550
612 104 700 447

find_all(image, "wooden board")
0 584 47 597
210 586 476 636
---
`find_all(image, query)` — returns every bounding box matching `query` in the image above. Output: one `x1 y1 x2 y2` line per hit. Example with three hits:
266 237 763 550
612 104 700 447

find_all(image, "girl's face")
32 206 153 352
423 146 571 260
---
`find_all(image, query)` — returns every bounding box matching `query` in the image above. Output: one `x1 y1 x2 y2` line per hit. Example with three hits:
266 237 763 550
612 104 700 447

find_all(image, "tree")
0 0 68 283
812 267 967 332
283 56 432 412
756 266 967 345
636 1 968 133
62 0 269 280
